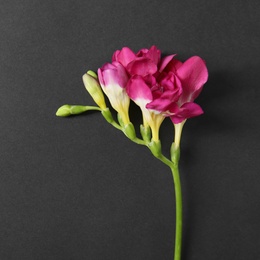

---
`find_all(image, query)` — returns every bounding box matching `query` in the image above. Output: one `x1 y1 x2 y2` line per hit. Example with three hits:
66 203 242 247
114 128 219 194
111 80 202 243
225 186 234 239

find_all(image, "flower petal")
176 56 208 103
126 75 153 102
146 96 173 112
98 62 128 89
159 54 175 72
164 58 183 73
112 47 136 67
170 102 204 123
137 45 161 65
127 58 157 76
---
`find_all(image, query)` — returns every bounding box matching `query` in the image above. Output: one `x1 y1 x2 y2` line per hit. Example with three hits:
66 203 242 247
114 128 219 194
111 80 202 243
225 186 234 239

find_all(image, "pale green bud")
82 72 106 109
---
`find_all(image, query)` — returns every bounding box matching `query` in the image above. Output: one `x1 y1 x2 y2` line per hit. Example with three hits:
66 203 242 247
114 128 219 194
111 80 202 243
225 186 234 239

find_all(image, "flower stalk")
170 153 182 260
148 132 183 260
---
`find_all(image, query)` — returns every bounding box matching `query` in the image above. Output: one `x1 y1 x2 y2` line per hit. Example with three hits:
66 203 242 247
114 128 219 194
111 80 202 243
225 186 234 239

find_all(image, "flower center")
159 86 164 93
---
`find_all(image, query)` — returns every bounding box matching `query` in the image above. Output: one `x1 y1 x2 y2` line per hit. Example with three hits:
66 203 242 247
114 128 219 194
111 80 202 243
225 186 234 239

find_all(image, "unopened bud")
82 72 106 109
56 105 87 117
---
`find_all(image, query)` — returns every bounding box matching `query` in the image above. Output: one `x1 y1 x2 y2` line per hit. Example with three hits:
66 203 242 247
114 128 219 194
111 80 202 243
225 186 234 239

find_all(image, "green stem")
158 154 174 168
170 163 182 260
149 151 182 260
110 121 122 130
132 138 147 146
85 106 102 111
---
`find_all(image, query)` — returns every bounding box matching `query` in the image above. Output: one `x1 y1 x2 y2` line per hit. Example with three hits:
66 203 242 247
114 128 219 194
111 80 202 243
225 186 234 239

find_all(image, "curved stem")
170 163 182 260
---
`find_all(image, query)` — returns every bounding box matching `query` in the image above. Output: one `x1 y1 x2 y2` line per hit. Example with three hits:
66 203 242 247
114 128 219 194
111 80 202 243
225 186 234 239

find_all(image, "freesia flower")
97 61 130 125
111 46 208 141
146 55 208 124
56 46 209 260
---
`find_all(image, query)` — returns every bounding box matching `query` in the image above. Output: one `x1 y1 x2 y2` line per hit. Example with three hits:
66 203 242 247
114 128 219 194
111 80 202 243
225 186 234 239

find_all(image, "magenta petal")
179 102 204 118
146 97 172 112
165 58 183 73
113 47 136 67
160 89 181 102
170 115 186 124
98 62 128 89
113 61 129 87
97 68 105 86
150 45 161 63
177 56 208 102
136 48 148 57
126 75 153 102
112 50 120 62
170 102 204 123
159 54 175 72
143 74 156 87
136 46 160 64
127 58 157 76
146 45 161 64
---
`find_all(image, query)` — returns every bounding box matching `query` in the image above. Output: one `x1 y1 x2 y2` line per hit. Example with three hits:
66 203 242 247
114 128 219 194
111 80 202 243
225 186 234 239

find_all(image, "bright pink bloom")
146 56 208 123
109 46 208 125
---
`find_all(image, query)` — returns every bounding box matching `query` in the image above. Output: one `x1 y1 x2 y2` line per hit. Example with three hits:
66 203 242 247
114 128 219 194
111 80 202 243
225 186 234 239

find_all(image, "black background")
1 0 259 259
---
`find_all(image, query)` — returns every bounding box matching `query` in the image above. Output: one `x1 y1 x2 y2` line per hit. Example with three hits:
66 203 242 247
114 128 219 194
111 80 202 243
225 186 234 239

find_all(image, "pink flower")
112 45 161 77
146 56 208 123
121 46 208 139
104 46 208 135
98 61 130 125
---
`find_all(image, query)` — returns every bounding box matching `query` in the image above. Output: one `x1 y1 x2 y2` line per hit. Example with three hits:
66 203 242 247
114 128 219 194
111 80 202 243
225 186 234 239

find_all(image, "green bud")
170 142 180 164
148 140 162 158
123 123 136 140
56 104 87 117
101 108 114 123
56 104 71 117
140 124 151 142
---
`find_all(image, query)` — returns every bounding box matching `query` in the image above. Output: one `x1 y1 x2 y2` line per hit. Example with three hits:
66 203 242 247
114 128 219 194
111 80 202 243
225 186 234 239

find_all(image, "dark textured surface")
0 0 259 259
